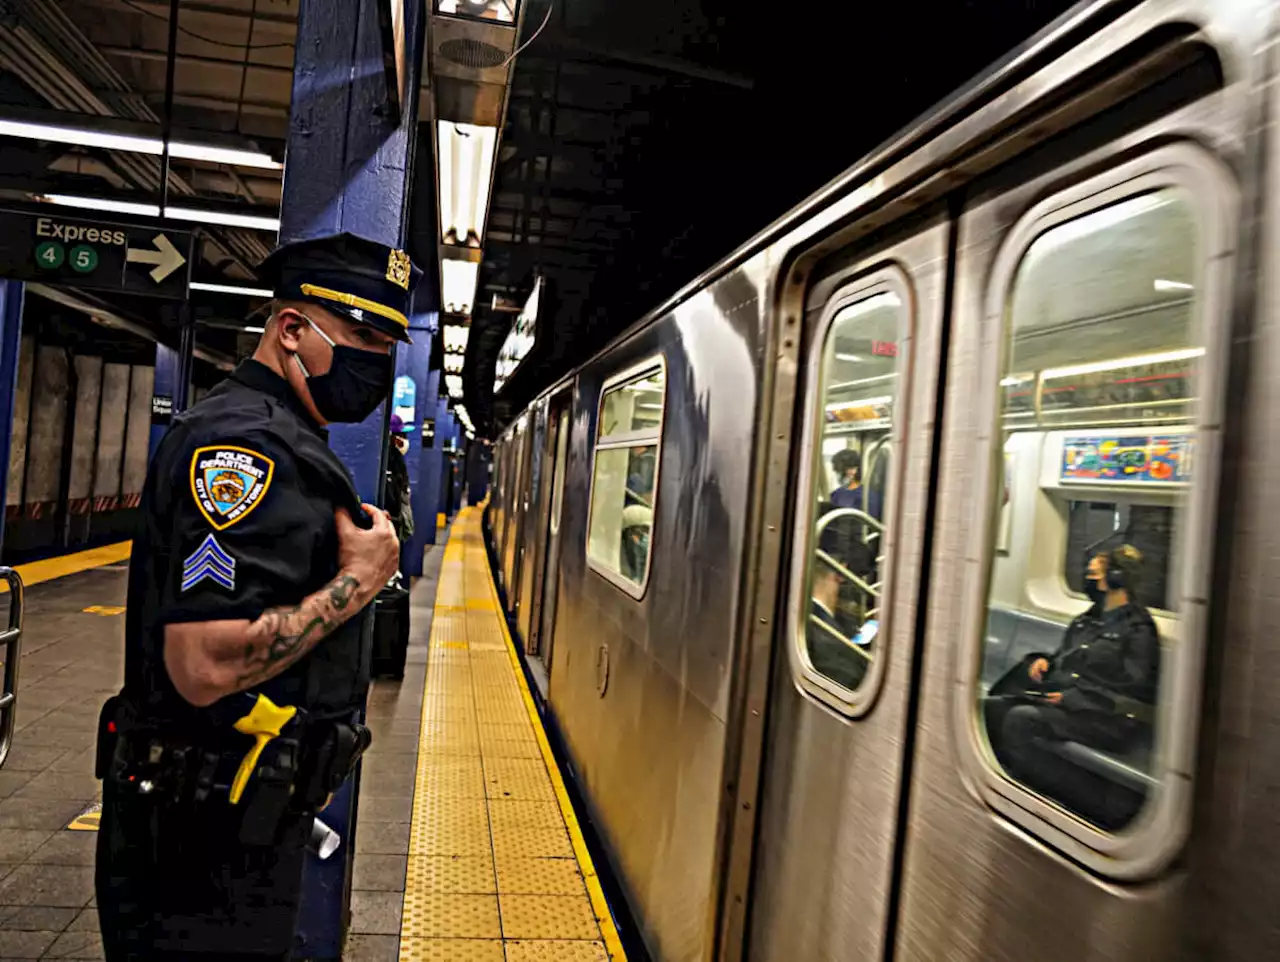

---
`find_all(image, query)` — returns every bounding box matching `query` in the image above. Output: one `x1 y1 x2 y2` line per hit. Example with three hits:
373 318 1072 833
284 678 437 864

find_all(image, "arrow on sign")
126 233 186 283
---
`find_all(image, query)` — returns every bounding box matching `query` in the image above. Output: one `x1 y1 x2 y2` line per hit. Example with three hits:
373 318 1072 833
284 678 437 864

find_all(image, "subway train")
484 1 1280 960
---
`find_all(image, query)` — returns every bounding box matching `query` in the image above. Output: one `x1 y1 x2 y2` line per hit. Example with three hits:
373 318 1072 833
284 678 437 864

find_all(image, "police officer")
95 233 420 960
983 543 1161 828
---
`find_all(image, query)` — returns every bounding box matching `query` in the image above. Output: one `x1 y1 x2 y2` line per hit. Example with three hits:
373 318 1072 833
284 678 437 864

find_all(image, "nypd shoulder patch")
182 534 236 593
190 445 275 531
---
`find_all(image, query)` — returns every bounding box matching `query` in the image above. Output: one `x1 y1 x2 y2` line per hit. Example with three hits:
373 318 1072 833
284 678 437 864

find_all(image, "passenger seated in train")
807 508 875 690
830 448 882 521
619 504 653 583
983 544 1160 829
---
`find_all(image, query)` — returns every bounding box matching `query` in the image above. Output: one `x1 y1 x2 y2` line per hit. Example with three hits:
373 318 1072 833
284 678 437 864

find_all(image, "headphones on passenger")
1102 544 1143 592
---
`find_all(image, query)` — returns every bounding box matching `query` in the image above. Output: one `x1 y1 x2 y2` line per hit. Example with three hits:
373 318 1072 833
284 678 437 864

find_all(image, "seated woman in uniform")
983 544 1161 829
806 507 876 691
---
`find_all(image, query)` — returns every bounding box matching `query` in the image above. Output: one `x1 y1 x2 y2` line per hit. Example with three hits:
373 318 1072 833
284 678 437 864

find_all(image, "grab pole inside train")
279 0 425 955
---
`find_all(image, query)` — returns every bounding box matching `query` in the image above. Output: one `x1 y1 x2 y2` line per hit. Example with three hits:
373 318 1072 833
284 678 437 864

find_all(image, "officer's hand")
1028 657 1050 683
1043 691 1063 705
336 504 400 591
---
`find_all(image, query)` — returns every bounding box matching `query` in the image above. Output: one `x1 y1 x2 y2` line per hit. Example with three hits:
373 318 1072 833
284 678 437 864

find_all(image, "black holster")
293 718 372 811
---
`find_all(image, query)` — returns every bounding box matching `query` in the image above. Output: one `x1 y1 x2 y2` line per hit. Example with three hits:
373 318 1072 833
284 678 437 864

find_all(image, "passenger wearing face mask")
95 233 418 961
983 544 1160 828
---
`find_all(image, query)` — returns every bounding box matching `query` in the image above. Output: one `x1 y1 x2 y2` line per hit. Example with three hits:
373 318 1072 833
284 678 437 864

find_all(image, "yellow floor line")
402 506 627 962
2 540 132 591
477 509 629 962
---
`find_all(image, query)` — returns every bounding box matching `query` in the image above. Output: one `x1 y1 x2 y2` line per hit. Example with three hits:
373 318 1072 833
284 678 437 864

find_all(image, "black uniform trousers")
96 775 313 962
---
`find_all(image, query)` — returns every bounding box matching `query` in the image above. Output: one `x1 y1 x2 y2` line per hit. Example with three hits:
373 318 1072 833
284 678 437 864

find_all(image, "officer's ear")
271 306 309 352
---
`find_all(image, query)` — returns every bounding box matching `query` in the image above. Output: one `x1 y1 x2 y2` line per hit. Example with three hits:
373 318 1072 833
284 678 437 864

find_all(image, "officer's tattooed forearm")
235 574 361 689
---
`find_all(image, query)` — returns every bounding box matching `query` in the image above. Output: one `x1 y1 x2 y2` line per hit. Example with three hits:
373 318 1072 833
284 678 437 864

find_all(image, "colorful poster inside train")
1060 434 1192 485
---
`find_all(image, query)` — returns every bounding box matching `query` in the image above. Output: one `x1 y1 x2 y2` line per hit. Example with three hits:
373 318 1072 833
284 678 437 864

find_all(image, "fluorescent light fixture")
0 119 161 154
1000 374 1034 387
438 121 497 246
444 353 464 373
0 119 282 169
243 325 265 333
190 282 274 297
1042 346 1204 381
443 324 470 353
835 353 862 362
165 206 280 231
167 141 281 170
436 0 516 23
445 374 464 399
441 259 480 315
1154 278 1194 292
41 194 159 217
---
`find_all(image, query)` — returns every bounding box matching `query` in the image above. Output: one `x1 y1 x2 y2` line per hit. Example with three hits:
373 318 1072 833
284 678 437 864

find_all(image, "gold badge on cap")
386 248 411 290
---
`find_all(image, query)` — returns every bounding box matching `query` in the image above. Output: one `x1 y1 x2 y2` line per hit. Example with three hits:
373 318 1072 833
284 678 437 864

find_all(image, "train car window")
792 284 907 714
585 360 665 597
1064 501 1175 611
976 183 1209 845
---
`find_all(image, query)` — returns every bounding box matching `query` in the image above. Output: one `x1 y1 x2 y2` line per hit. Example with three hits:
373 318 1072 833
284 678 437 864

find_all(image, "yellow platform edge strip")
476 508 629 962
2 540 132 592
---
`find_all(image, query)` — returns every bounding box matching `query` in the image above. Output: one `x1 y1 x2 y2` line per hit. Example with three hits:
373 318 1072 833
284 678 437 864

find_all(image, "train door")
501 415 528 598
524 393 570 666
896 136 1236 959
532 400 571 680
746 217 952 962
516 402 550 648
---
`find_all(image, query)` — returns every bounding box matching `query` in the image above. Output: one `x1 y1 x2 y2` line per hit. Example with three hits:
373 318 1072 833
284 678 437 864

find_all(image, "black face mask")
1084 575 1107 607
296 317 393 423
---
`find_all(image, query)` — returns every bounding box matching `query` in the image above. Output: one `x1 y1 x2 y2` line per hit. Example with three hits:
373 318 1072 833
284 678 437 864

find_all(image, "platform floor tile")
400 507 624 961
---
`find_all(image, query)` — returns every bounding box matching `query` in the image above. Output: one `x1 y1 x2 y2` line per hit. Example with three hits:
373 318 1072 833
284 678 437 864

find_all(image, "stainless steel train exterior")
485 1 1280 959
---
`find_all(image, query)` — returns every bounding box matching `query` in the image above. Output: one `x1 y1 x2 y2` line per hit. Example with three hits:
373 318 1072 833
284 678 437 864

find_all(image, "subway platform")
0 506 622 961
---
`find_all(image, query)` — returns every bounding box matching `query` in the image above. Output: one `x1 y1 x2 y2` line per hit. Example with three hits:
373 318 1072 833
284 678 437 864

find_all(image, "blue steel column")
282 0 422 956
0 282 24 553
395 303 436 576
147 343 182 462
418 369 443 538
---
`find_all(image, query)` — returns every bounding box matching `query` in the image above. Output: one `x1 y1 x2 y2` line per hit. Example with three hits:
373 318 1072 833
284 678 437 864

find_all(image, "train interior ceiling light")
442 259 481 316
494 275 542 393
436 0 516 24
438 122 498 248
0 118 282 170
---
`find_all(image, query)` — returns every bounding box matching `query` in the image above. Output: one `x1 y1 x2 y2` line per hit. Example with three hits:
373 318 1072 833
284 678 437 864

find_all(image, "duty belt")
96 694 372 846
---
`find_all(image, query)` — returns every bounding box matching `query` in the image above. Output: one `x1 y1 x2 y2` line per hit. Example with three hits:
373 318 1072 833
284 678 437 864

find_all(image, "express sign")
0 208 193 299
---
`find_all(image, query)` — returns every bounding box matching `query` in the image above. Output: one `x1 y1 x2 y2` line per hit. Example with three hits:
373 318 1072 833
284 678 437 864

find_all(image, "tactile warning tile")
478 722 536 743
399 938 504 962
480 738 543 760
400 892 501 939
407 856 497 894
474 695 532 727
490 825 574 860
504 941 609 962
409 807 493 857
483 758 556 801
487 800 567 831
495 857 587 896
497 894 601 941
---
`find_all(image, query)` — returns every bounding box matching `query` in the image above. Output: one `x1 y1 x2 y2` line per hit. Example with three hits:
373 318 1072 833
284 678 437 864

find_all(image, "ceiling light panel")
441 259 480 315
437 121 497 247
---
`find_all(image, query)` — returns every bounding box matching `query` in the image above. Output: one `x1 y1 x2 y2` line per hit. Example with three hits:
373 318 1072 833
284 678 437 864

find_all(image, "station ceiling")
0 0 1079 427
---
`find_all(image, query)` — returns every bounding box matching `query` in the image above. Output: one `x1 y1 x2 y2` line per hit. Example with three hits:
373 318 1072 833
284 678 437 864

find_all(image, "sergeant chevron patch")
182 534 237 592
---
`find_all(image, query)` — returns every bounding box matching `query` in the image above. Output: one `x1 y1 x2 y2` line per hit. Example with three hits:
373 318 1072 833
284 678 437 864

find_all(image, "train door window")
967 151 1234 876
791 277 909 715
585 359 665 597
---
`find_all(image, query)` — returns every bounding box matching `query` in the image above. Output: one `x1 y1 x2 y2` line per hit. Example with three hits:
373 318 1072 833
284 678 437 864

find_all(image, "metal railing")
814 507 886 619
0 567 26 770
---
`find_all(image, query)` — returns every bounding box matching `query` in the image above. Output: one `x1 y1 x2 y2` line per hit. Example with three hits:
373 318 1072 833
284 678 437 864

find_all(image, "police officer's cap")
257 232 422 344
